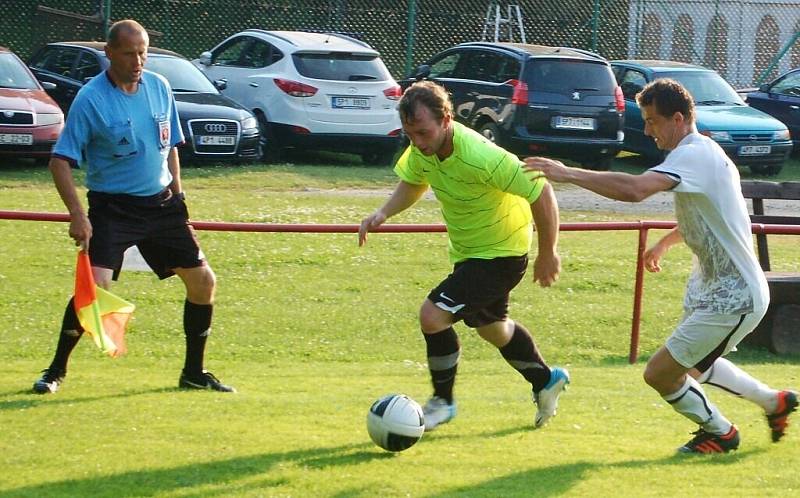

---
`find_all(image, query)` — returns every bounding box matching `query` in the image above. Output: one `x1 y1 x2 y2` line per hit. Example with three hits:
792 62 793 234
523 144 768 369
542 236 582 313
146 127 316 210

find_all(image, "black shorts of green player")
428 255 527 328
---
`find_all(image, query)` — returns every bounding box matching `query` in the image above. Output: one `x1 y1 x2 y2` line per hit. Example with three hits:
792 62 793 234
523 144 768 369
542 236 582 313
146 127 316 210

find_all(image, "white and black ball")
366 394 425 452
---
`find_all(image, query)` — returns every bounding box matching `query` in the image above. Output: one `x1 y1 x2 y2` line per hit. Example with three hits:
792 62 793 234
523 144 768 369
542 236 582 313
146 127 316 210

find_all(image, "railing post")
630 223 649 364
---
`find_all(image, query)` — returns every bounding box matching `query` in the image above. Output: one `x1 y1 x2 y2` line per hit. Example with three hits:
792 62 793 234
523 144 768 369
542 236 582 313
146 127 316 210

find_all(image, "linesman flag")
74 250 135 357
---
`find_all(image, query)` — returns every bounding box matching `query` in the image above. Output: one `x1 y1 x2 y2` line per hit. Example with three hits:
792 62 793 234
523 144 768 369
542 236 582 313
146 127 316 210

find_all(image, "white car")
193 30 403 164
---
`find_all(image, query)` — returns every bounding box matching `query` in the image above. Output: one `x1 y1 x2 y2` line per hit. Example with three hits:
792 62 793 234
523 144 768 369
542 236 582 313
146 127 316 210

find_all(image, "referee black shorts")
87 189 205 280
427 255 528 328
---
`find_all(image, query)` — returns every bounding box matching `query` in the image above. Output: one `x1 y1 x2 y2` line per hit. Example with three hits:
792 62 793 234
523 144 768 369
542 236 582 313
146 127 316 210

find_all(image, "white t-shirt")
650 132 769 314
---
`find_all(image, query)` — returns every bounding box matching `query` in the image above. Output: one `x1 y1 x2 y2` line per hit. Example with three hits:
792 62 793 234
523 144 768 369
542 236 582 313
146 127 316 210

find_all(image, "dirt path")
303 184 797 216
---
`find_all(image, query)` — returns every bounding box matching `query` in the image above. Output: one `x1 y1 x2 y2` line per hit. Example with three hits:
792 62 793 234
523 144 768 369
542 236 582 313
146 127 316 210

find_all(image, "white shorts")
665 307 766 371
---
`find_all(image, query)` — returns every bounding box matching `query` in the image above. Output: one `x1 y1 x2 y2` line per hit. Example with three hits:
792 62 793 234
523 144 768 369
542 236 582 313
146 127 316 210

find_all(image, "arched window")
754 15 780 82
704 14 728 77
671 14 695 63
791 19 800 70
639 13 662 59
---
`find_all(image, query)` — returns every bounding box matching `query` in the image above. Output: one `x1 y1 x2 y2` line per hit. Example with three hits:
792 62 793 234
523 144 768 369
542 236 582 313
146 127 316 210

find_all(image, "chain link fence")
2 0 799 87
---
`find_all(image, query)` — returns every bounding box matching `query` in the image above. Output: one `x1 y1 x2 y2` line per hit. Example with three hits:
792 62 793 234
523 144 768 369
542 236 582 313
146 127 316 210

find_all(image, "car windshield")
659 71 744 105
525 60 616 93
0 53 40 89
145 56 218 93
292 52 391 81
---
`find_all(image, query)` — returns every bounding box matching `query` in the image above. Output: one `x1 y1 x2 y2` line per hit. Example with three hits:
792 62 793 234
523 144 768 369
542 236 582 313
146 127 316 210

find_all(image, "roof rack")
244 29 298 46
457 41 529 56
554 46 606 61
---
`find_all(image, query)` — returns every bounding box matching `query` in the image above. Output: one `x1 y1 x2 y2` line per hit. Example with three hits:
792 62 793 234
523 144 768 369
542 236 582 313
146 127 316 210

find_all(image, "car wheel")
581 154 614 171
478 122 500 144
361 150 396 166
749 164 783 176
255 112 283 163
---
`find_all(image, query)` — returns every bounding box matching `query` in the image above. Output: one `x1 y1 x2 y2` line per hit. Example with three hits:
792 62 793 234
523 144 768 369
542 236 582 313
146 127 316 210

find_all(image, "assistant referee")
32 19 234 394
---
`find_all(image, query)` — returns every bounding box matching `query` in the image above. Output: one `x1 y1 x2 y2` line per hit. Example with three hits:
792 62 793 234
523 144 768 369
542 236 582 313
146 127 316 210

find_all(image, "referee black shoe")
179 370 236 393
32 368 65 394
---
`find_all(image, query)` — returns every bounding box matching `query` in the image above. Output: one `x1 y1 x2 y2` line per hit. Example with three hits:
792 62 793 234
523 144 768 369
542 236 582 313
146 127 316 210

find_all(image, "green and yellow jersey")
394 121 547 263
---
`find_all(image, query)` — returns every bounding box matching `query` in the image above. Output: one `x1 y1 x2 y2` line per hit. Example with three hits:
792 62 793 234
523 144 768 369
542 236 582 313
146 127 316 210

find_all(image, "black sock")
50 297 84 374
423 327 460 404
499 322 551 392
183 300 213 376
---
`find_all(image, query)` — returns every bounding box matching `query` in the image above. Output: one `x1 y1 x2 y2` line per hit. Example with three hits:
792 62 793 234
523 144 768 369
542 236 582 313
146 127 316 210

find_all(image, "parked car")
744 68 800 153
611 60 792 175
0 46 63 161
400 42 625 170
193 29 402 164
28 42 261 163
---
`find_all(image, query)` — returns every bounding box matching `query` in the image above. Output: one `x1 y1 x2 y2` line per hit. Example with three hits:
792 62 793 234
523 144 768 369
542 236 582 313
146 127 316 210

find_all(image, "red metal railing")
2 210 797 363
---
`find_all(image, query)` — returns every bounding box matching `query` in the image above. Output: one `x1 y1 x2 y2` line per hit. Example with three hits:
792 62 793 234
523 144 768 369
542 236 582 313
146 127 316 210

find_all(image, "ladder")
481 2 526 43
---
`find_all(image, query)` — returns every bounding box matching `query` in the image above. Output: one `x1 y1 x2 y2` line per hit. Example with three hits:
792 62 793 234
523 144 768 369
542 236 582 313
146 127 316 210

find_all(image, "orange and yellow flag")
74 250 135 357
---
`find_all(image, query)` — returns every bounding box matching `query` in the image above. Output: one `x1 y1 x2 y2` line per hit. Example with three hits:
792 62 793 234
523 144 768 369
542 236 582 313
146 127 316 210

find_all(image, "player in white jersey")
524 78 796 453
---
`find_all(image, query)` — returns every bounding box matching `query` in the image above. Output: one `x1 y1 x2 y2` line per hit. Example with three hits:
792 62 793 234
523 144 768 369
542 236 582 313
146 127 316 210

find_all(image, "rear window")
292 52 391 81
525 60 616 94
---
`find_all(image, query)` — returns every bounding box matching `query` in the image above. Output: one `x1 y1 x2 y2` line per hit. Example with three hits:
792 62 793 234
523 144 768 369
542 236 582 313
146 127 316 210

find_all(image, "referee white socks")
663 376 732 435
696 357 779 413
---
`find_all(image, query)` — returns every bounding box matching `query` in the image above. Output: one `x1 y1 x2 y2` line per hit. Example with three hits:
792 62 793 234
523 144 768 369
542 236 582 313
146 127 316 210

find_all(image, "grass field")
1 154 799 497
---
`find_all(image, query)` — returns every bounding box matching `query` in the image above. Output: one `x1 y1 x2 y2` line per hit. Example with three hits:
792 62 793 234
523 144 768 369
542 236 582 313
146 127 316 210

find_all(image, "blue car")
611 60 792 175
745 68 800 153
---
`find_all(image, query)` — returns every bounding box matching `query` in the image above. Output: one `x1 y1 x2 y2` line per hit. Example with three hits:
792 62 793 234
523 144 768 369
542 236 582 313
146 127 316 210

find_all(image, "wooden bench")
740 180 800 355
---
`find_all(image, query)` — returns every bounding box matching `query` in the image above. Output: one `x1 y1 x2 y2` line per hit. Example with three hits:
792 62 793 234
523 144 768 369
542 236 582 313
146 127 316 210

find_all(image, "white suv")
193 30 402 164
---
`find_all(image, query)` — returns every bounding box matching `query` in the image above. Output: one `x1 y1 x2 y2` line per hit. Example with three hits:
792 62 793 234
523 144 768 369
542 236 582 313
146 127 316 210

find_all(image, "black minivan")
28 42 262 163
401 42 624 169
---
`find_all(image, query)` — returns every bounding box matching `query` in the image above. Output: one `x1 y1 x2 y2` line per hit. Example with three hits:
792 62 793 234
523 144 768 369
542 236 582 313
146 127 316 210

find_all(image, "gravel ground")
308 184 797 216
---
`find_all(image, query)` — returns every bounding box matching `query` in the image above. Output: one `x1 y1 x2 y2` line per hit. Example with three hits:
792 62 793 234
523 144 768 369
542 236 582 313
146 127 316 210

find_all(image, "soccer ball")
366 394 425 452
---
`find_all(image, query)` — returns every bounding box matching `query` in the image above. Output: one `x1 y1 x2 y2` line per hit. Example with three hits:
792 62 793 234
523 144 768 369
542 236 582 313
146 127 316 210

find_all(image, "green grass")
1 156 799 497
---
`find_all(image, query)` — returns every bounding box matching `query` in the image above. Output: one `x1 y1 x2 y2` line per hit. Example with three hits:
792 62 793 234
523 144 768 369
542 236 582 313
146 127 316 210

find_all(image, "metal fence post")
591 0 600 52
101 0 111 38
405 0 417 77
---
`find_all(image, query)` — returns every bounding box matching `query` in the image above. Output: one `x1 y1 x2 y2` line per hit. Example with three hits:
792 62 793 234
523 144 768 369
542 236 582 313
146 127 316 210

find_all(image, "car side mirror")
414 64 431 81
199 51 213 66
41 81 57 91
213 79 227 91
758 84 770 93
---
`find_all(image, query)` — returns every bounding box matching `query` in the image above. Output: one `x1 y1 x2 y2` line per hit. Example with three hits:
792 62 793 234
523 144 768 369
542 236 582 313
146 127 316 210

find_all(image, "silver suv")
194 30 403 164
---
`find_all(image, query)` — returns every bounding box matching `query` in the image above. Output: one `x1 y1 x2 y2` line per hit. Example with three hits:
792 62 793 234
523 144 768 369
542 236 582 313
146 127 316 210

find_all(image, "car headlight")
774 129 791 141
37 113 63 126
241 117 258 130
701 130 731 142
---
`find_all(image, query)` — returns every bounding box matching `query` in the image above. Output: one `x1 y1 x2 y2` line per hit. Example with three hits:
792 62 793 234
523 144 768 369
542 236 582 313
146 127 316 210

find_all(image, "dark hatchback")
28 42 261 162
400 42 624 169
745 67 800 153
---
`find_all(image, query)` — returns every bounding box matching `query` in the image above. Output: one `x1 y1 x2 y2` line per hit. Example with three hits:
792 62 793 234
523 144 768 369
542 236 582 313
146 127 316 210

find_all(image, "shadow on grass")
429 446 769 498
0 386 179 411
0 441 387 497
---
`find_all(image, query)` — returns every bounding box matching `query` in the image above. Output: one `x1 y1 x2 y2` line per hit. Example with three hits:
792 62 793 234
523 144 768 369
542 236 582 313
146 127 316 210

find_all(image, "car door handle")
249 82 259 88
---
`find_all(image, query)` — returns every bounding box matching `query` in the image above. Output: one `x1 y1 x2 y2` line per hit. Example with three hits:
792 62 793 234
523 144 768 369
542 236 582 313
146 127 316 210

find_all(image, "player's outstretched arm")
358 180 428 246
49 156 91 250
524 156 675 202
530 182 561 287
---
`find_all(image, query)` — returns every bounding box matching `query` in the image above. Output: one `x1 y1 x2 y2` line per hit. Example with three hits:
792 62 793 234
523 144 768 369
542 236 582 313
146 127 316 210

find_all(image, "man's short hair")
636 78 694 123
398 81 452 123
107 20 148 48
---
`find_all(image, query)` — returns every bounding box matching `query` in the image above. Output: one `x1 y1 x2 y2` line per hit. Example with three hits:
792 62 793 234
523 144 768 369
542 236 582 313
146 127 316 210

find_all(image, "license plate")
552 116 595 130
0 133 33 145
332 96 370 109
197 135 235 146
739 145 771 156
